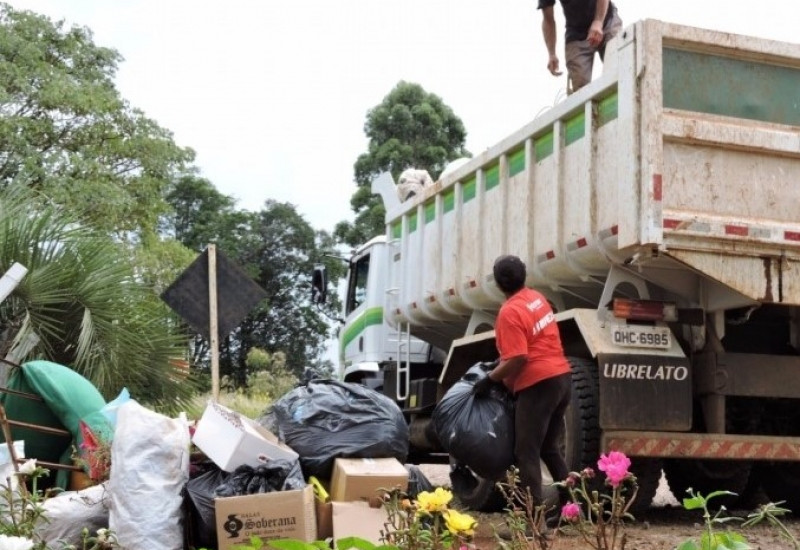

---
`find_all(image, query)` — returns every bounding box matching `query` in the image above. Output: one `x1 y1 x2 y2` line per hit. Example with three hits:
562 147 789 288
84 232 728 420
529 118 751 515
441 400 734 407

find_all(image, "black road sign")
161 248 267 340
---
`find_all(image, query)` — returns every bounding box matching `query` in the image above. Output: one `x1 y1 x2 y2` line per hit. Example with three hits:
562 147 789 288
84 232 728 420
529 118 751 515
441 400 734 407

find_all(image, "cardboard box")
215 485 317 550
315 500 333 540
330 457 409 502
332 501 390 545
193 401 298 472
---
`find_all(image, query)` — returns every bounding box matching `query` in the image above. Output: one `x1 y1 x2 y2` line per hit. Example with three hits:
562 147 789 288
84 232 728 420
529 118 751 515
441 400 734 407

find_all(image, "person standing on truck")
538 0 623 93
473 255 572 513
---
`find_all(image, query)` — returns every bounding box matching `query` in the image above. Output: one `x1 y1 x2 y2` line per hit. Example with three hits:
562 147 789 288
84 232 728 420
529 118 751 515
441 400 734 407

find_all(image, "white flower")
15 460 37 476
0 534 35 550
96 528 108 542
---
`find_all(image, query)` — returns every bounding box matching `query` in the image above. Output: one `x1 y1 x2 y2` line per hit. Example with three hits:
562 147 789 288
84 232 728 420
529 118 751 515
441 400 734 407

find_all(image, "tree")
0 3 194 240
162 183 345 387
335 81 471 246
0 187 196 411
162 173 252 253
225 200 344 384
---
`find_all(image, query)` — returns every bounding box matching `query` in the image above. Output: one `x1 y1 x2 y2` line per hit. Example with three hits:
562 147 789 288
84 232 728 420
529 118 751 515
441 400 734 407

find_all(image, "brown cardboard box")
215 485 317 550
330 457 409 502
332 501 390 545
315 500 333 540
193 401 298 472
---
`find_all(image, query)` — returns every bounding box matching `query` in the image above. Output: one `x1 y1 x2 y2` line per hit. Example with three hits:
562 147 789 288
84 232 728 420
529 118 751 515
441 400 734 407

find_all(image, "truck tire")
564 357 601 473
565 357 661 511
756 463 800 512
663 459 751 509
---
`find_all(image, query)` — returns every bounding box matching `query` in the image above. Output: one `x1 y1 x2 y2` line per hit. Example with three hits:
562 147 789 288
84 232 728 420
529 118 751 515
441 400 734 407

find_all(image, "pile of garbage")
1 364 425 550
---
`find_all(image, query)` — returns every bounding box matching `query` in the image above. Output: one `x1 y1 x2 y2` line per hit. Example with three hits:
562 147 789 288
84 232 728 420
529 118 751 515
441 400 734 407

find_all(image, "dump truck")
317 18 800 511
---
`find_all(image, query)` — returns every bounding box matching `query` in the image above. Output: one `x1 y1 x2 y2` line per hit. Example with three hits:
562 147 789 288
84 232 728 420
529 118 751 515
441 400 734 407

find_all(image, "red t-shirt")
495 287 570 394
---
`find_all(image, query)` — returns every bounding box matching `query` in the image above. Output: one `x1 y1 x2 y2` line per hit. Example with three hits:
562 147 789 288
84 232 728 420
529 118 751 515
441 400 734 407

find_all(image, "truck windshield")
346 254 370 315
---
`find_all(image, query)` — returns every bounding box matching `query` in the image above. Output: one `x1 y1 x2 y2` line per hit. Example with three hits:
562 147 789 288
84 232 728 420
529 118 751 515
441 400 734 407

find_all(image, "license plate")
611 325 671 349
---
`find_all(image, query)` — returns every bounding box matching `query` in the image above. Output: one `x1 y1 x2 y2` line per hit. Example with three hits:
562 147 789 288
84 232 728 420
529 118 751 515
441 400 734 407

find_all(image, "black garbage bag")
431 363 515 480
405 464 435 499
214 458 305 497
260 379 409 479
185 467 231 548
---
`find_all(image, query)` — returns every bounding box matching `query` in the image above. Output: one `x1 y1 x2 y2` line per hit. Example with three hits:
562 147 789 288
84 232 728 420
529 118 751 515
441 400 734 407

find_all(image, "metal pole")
208 245 220 401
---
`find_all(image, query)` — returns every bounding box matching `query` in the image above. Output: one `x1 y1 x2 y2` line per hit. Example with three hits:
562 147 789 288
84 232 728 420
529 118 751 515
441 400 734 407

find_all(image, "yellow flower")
444 509 477 537
415 487 453 513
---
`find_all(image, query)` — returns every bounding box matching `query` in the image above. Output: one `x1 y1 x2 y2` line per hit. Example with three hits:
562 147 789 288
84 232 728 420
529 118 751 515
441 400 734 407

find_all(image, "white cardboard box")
192 401 298 472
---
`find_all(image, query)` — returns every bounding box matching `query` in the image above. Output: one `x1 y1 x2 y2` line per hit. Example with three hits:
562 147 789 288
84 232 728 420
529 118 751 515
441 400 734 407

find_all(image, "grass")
185 389 273 421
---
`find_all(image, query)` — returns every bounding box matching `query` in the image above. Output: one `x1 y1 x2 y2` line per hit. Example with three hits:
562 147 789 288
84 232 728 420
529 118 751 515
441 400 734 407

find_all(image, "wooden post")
208 244 220 401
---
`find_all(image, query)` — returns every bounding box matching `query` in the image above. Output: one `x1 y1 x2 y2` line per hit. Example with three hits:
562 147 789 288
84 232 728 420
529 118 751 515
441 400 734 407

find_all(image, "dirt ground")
418 464 800 550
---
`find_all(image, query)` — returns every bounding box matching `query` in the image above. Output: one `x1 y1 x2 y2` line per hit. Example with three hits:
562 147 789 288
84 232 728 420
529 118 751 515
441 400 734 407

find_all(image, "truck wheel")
449 461 506 512
564 357 601 473
565 357 660 512
628 457 663 511
663 459 751 509
756 463 800 511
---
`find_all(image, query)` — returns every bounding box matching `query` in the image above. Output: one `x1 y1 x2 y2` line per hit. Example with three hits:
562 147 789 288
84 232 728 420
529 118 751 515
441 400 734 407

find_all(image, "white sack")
35 482 110 546
108 401 189 550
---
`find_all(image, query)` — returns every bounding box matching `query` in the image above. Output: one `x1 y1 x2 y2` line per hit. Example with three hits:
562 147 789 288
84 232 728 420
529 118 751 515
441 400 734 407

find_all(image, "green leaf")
706 490 737 501
676 541 700 550
335 536 380 550
266 540 318 550
683 495 706 510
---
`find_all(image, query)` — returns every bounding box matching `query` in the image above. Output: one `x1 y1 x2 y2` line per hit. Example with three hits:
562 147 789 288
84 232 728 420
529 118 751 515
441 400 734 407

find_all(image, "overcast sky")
8 1 800 234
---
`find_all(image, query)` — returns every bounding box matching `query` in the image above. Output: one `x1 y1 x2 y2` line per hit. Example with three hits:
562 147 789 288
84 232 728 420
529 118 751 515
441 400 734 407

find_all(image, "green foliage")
0 3 194 240
0 188 197 410
742 501 800 549
162 174 252 253
677 489 750 550
0 462 121 549
336 81 471 246
163 178 345 387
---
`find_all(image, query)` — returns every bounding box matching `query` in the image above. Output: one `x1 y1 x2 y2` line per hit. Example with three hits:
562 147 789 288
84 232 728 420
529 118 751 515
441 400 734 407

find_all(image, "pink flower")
565 473 579 487
561 502 581 522
597 451 631 488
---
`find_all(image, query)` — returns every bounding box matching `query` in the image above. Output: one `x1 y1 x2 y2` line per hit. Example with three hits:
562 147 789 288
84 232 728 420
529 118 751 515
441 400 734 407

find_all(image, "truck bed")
380 19 800 337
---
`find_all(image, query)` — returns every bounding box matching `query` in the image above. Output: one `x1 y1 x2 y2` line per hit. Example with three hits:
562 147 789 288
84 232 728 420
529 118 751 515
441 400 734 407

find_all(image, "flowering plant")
0 460 120 550
556 451 639 550
495 452 638 550
0 460 52 545
381 487 477 550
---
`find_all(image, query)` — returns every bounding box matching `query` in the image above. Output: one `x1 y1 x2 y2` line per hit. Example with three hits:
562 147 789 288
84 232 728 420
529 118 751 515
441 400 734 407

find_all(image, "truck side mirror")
311 264 328 304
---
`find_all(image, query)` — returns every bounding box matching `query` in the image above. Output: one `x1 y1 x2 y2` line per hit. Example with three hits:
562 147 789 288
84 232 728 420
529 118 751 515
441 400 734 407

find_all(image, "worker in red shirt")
473 254 572 511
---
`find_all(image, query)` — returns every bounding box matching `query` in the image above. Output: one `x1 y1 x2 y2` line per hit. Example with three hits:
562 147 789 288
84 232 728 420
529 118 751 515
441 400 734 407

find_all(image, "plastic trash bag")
214 458 305 497
431 363 515 480
100 387 130 428
35 483 110 547
260 379 409 479
108 401 190 550
405 464 434 499
185 467 230 549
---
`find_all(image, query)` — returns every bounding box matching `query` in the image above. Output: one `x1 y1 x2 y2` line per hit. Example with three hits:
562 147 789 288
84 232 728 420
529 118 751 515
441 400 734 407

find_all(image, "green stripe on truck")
484 164 500 191
598 92 618 126
564 111 586 146
535 131 554 160
341 307 384 350
508 147 525 177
